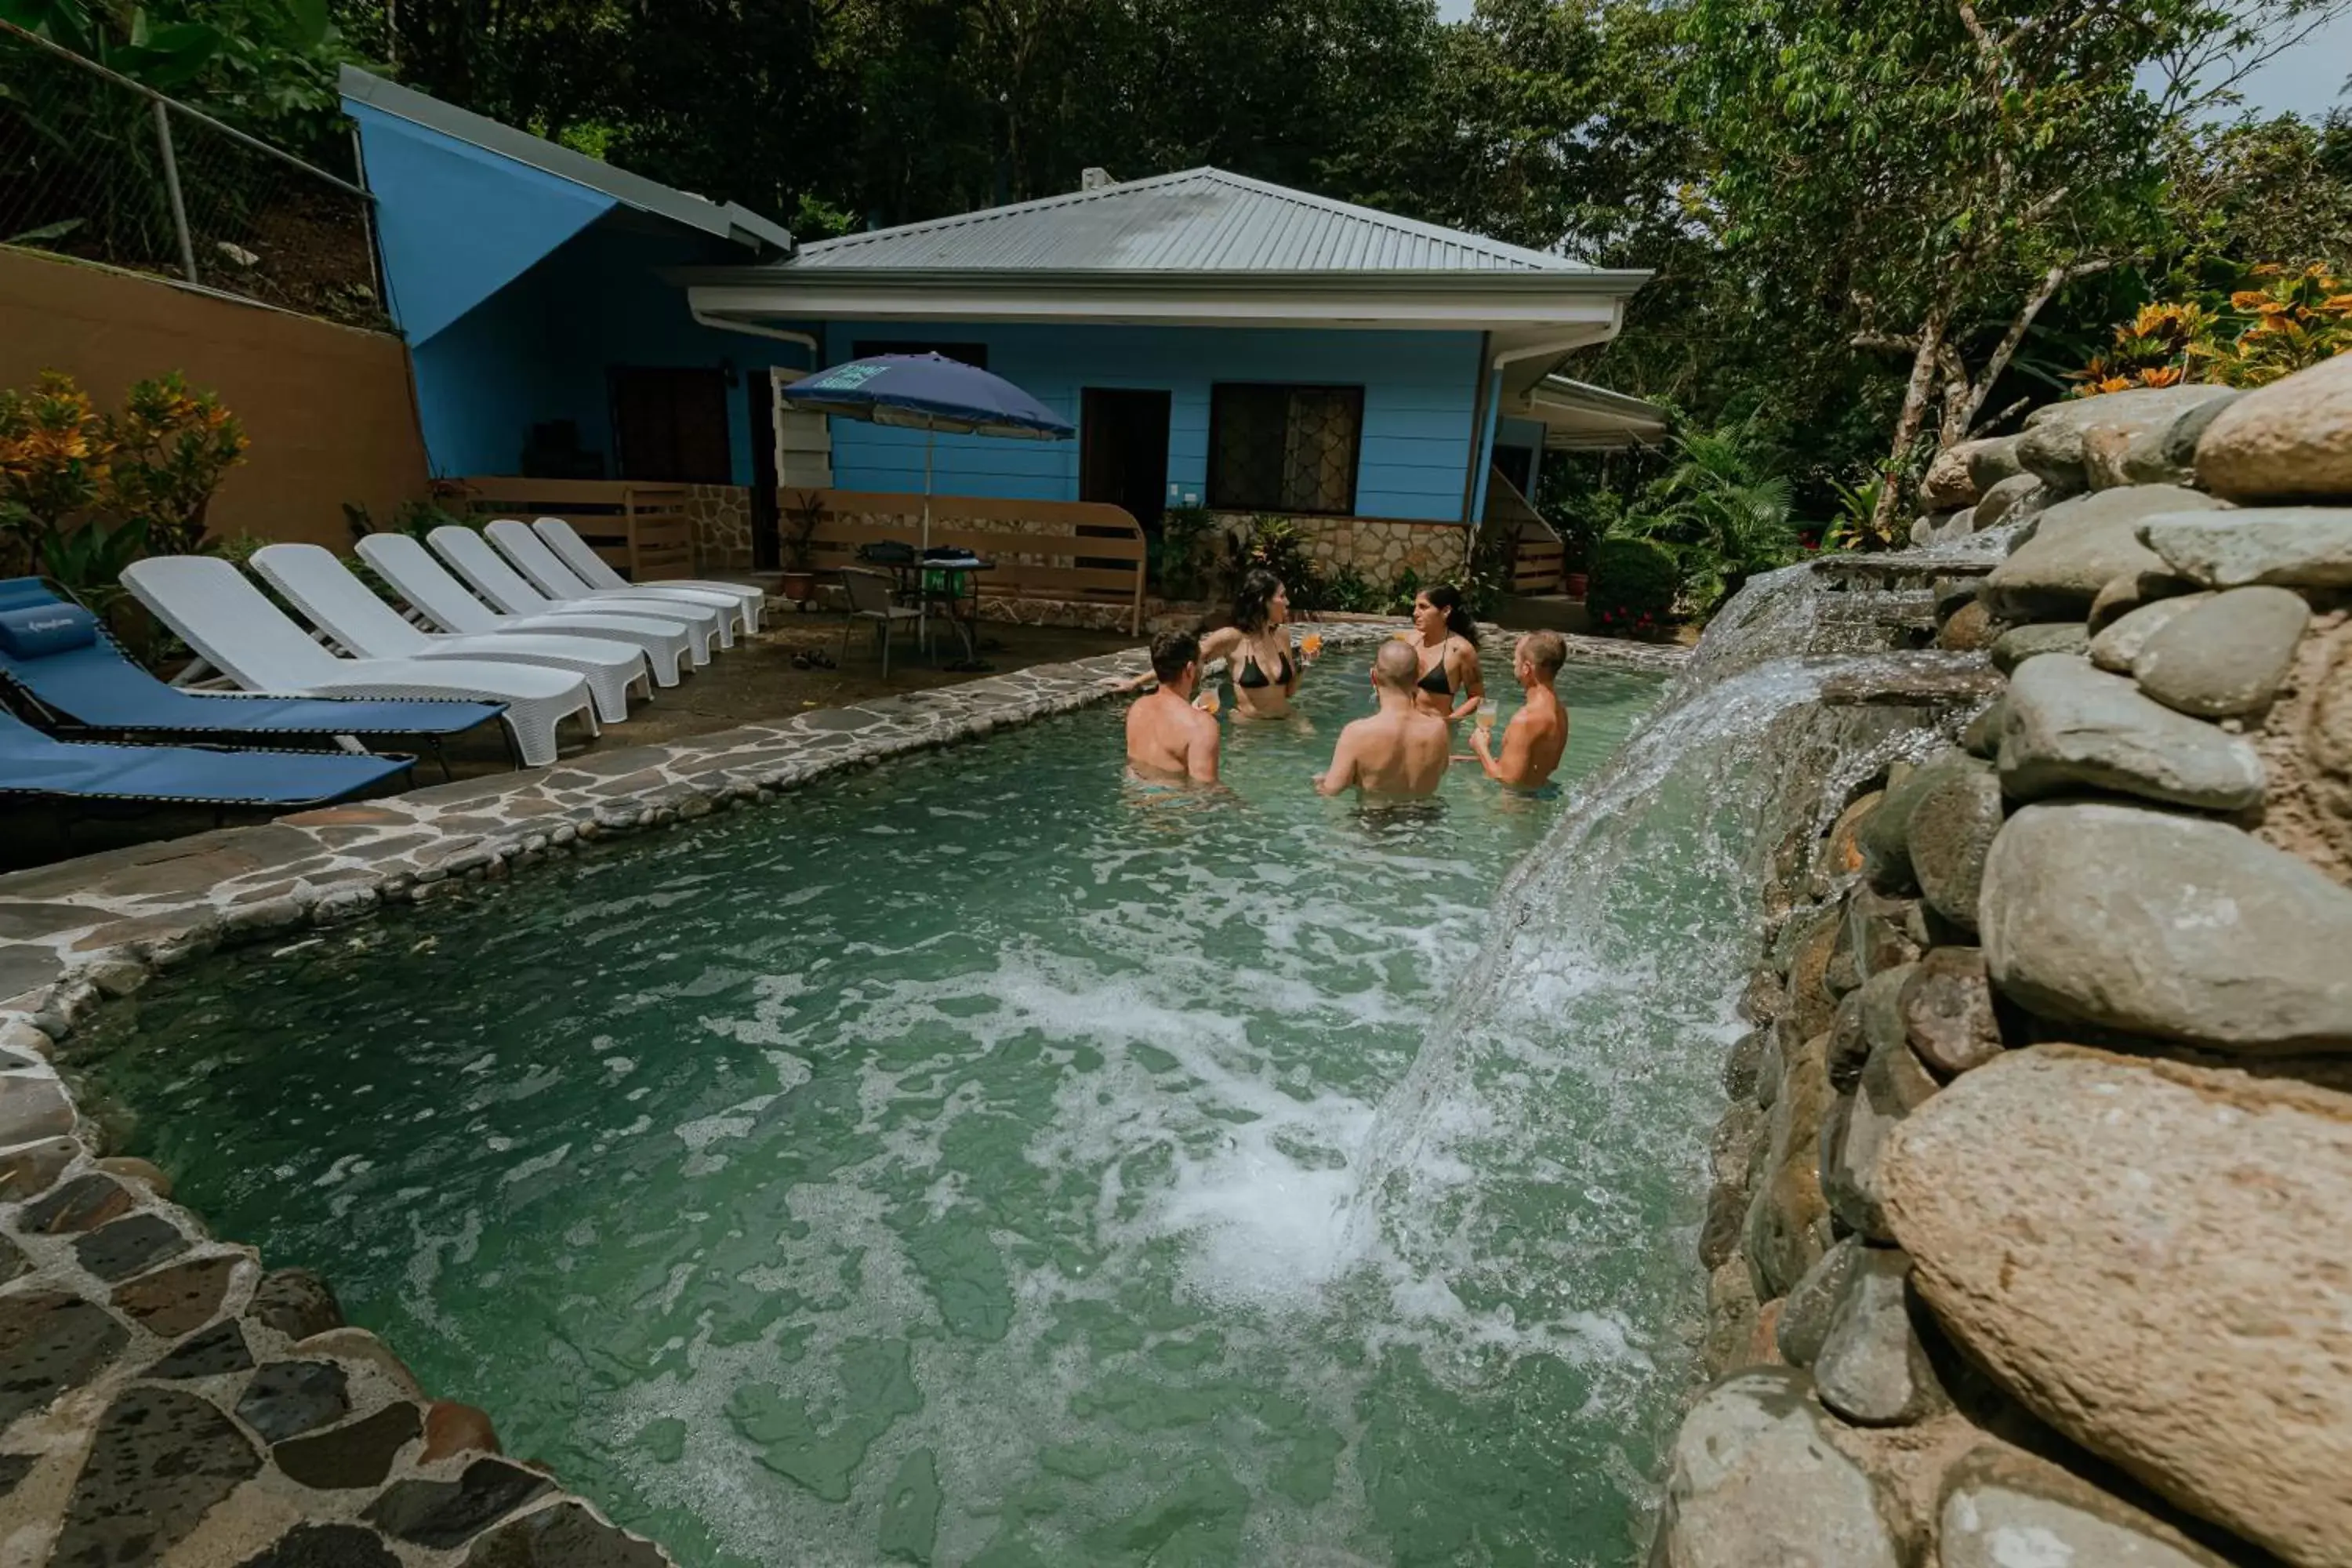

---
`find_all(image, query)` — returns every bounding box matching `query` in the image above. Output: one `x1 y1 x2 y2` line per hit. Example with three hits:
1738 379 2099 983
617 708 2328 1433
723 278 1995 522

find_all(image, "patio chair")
839 568 922 678
121 556 599 768
485 520 742 648
249 543 651 725
428 527 720 665
0 706 412 815
0 580 505 768
356 534 690 687
532 517 763 636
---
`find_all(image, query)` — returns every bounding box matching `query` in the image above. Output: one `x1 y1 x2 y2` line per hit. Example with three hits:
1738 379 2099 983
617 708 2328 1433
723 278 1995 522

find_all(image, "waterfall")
1338 561 1972 1358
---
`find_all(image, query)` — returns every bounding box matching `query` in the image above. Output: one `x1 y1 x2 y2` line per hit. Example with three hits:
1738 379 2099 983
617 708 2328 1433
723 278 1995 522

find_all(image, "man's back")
1127 690 1218 782
1509 689 1569 787
1338 708 1450 799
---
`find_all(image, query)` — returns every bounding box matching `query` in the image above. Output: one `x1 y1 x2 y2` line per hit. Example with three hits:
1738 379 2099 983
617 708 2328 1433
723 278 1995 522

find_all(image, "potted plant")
779 488 826 605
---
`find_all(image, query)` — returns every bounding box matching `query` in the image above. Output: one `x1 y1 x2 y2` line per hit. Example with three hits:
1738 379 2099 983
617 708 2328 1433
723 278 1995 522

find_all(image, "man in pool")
1314 640 1450 800
1125 629 1221 784
1471 631 1570 790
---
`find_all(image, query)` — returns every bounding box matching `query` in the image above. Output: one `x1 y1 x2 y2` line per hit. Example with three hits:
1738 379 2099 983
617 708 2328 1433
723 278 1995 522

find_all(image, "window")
1207 383 1364 515
852 340 989 369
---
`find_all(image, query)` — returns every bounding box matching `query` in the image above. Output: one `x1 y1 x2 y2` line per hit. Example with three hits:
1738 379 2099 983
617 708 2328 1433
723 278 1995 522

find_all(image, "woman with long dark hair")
1199 568 1308 720
1405 583 1482 721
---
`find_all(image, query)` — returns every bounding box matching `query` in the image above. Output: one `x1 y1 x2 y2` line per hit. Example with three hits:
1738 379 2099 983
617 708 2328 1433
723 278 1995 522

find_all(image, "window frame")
1206 381 1366 517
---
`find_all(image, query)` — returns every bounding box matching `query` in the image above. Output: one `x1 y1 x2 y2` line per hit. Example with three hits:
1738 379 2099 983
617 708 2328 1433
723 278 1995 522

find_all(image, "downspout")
1463 310 1632 564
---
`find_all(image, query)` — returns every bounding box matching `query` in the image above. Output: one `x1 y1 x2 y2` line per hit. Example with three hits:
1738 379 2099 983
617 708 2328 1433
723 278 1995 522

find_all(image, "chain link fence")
0 22 388 330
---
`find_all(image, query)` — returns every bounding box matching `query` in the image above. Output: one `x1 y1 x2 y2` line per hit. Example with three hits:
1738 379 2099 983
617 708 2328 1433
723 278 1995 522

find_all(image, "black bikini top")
1236 645 1295 690
1417 650 1453 695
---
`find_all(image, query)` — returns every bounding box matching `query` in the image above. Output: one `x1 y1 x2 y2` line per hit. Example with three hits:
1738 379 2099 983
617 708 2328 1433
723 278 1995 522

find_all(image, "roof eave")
677 266 1652 296
340 66 793 258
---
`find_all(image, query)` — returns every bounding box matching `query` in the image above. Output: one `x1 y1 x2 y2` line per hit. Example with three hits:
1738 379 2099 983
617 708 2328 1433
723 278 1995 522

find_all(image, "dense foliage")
0 369 247 631
1585 537 1679 636
16 0 2348 618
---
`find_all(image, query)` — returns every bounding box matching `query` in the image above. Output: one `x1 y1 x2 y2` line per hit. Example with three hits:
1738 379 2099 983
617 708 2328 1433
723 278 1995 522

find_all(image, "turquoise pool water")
74 654 1702 1567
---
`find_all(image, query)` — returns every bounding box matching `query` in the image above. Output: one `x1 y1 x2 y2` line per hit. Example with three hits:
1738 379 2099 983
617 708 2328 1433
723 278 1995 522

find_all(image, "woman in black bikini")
1406 584 1482 722
1200 568 1305 720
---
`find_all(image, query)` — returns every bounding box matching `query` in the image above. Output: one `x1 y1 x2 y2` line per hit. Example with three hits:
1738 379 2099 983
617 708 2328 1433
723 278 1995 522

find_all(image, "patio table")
887 557 995 663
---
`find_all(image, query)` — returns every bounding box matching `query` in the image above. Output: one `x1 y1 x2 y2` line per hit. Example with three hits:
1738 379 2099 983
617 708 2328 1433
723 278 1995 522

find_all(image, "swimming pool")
73 652 1702 1566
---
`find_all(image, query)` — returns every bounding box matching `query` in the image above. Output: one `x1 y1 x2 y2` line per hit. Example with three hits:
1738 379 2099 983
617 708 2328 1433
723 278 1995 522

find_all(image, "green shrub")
1587 537 1678 637
1322 563 1379 612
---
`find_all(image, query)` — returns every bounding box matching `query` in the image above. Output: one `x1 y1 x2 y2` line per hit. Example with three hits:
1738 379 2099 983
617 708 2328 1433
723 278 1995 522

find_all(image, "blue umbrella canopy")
778 353 1074 439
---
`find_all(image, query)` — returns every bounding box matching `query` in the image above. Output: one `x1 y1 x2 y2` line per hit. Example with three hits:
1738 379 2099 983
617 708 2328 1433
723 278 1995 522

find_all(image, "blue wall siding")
818 323 1487 522
1495 414 1547 499
349 104 615 346
407 223 819 481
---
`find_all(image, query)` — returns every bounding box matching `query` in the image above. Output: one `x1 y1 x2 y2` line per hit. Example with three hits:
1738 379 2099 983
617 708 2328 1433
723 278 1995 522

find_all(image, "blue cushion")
0 604 100 659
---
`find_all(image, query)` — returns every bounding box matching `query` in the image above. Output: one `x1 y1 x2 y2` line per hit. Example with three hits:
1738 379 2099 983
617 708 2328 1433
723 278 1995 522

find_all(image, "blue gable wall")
405 222 819 480
350 104 615 345
818 323 1487 524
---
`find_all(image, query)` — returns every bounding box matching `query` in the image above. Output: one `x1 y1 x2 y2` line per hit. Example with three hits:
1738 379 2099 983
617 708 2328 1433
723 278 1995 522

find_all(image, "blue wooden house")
343 68 1661 592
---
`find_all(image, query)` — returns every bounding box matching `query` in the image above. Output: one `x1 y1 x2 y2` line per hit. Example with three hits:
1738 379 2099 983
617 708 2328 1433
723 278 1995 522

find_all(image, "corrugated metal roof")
339 67 794 257
789 168 1595 274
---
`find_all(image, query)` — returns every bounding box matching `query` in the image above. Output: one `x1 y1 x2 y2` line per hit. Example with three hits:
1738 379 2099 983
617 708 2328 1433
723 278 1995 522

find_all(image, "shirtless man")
1471 631 1570 791
1315 641 1451 800
1125 629 1221 784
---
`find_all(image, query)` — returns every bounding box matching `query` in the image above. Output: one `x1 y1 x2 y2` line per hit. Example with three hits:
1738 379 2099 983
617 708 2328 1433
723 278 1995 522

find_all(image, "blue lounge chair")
0 580 505 771
0 707 413 812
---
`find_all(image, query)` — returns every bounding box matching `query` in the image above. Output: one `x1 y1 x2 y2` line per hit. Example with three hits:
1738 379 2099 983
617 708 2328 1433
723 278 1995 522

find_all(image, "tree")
1678 0 2351 534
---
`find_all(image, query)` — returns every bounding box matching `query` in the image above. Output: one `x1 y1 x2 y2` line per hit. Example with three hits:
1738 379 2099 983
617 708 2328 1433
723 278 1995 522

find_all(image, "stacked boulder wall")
2193 351 2352 502
1650 1368 1900 1568
1980 802 2352 1051
1881 1046 2352 1567
2015 386 2239 492
1984 485 2228 620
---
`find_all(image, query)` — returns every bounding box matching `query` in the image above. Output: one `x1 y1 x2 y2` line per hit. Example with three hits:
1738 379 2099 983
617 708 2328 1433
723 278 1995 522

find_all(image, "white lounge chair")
121 555 597 768
532 517 764 636
356 533 691 688
249 543 651 725
486 520 742 648
426 526 719 666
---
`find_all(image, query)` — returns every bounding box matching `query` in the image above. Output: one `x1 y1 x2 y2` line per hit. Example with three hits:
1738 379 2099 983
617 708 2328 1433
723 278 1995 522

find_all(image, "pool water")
75 654 1699 1568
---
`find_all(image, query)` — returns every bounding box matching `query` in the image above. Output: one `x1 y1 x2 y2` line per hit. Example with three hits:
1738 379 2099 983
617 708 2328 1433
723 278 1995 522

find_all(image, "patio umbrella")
779 350 1074 543
779 353 1076 653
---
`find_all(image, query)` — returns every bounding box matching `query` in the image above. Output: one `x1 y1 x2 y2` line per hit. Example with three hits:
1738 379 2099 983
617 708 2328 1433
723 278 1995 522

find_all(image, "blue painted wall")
405 221 818 480
816 322 1488 523
349 103 615 346
1495 414 1547 499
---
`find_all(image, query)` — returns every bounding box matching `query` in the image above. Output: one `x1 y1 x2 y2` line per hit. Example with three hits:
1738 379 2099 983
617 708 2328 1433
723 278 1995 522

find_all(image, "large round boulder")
1984 485 2227 621
2193 351 2352 503
1980 801 2352 1051
1883 1046 2352 1567
1648 1367 1901 1568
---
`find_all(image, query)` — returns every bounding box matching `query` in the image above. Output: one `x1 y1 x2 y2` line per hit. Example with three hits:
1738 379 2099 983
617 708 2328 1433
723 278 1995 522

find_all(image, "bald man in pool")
1125 628 1221 784
1314 640 1450 800
1471 631 1570 790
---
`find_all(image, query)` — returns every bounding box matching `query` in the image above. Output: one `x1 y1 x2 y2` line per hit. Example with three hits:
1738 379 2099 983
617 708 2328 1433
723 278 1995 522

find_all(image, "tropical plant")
1382 567 1423 615
1606 423 1802 614
0 368 245 598
100 372 249 554
1151 503 1218 601
1823 472 1893 554
1221 515 1329 611
1321 562 1379 612
779 488 828 574
2068 263 2352 394
0 370 107 577
1586 536 1678 637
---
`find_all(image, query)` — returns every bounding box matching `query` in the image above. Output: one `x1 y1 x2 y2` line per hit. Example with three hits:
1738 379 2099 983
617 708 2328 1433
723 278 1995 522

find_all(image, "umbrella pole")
920 430 934 654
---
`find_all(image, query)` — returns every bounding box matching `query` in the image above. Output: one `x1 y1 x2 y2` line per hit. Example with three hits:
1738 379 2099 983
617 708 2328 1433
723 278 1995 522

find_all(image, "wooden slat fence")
790 488 1147 635
452 478 696 583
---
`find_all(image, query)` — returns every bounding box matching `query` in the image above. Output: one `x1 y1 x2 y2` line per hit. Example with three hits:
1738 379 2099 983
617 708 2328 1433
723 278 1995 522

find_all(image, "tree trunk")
1871 307 1947 540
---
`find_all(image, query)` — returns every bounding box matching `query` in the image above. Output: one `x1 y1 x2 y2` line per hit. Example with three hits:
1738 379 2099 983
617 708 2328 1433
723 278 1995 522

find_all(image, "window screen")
1207 384 1364 514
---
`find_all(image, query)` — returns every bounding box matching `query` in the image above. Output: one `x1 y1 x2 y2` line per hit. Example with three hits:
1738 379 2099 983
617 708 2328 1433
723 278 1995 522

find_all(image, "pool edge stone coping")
0 622 1684 1566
